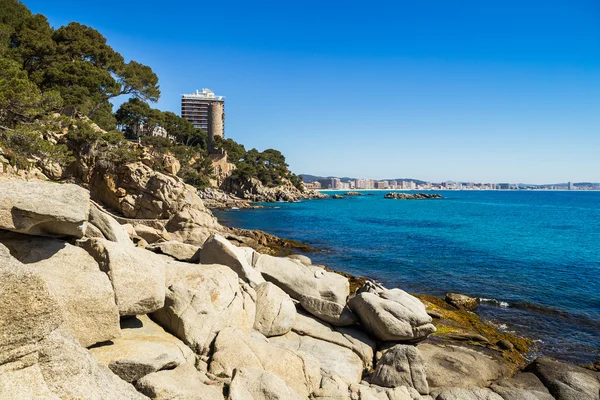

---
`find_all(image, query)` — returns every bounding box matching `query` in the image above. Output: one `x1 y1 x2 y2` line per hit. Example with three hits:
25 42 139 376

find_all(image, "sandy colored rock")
209 327 321 398
133 224 171 244
254 253 354 325
356 384 417 400
370 344 428 394
253 281 296 337
270 330 364 384
445 293 478 311
135 362 223 399
229 368 304 400
0 361 59 399
161 154 180 176
0 233 120 347
146 240 201 262
418 343 511 389
269 312 375 385
0 243 144 399
0 244 62 362
431 387 503 400
89 203 132 245
199 234 265 287
38 330 147 399
524 356 600 400
348 282 435 342
289 254 312 265
288 311 375 369
90 315 194 383
151 262 255 354
81 238 166 316
90 161 208 219
490 372 554 400
165 207 221 245
0 180 89 238
85 222 106 239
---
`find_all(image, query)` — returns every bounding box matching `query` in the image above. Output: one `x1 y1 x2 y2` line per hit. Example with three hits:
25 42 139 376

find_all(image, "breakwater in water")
215 190 600 365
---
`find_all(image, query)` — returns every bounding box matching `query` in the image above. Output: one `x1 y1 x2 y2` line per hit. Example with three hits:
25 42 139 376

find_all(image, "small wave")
479 298 510 308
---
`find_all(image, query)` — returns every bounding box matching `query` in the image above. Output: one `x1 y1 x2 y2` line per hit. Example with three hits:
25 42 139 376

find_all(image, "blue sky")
24 0 600 183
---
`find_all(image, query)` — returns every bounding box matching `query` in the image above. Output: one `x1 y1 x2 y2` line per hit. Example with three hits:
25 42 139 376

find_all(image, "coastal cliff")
0 170 598 400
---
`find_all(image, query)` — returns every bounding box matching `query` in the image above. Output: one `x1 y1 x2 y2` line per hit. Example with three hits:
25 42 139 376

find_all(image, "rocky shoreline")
0 171 598 399
384 192 444 200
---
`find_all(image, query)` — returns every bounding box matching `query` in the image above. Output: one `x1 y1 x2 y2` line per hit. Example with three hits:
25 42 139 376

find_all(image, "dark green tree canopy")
0 2 160 117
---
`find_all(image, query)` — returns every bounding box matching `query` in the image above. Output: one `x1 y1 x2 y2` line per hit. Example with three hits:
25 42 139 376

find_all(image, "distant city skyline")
24 0 600 182
303 175 599 190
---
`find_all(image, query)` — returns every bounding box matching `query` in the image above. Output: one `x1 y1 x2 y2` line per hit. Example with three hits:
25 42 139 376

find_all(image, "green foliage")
217 138 303 190
179 155 214 189
115 97 151 137
90 101 117 131
66 120 141 170
141 135 173 151
0 56 62 127
214 136 245 163
0 124 73 170
116 99 207 149
0 3 160 117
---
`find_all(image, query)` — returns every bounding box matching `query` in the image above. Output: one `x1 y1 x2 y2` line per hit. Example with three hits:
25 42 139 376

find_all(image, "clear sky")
23 0 600 183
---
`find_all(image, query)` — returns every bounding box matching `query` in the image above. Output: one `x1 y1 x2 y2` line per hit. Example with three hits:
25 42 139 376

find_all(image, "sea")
214 190 600 365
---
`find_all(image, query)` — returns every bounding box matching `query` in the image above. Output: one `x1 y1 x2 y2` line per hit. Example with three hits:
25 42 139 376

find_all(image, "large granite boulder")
229 368 304 400
270 312 375 385
133 224 171 244
135 362 223 399
0 244 144 399
293 311 376 369
209 327 321 398
146 240 201 262
489 372 554 400
81 238 166 316
418 343 511 389
90 315 195 383
524 356 600 400
348 282 435 342
151 262 255 355
356 384 421 400
0 180 89 238
36 330 147 399
254 253 355 325
88 203 132 245
0 244 62 362
90 161 207 219
370 344 428 394
431 388 503 400
0 234 120 347
270 330 364 384
165 208 221 245
253 281 296 337
199 234 265 287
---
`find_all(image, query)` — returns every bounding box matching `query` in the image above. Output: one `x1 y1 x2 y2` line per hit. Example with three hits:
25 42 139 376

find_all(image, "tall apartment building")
181 89 225 152
318 178 342 189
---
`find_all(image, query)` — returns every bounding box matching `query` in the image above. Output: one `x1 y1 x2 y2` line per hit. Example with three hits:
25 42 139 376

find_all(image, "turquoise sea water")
215 190 600 365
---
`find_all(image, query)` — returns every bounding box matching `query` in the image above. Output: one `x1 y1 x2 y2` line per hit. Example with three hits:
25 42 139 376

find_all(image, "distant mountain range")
301 174 599 188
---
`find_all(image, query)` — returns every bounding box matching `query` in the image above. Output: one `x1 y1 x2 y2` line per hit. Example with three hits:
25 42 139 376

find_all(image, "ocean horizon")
215 190 600 365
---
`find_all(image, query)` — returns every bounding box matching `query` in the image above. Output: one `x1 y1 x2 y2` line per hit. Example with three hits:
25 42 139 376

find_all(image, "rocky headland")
384 193 444 200
1 168 598 400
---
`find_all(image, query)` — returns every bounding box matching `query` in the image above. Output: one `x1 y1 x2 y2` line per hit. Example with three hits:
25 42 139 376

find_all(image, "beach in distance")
216 189 600 365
